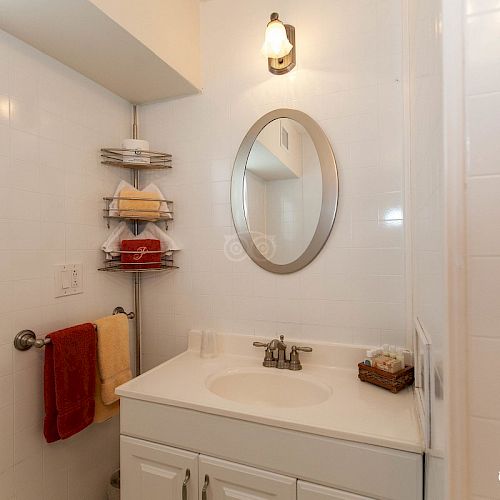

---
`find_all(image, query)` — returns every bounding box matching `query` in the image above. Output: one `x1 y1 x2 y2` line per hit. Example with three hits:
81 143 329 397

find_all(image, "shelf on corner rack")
101 148 172 170
98 257 178 274
102 195 174 228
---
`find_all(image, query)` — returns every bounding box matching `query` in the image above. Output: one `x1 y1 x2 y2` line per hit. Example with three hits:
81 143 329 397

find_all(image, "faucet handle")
294 346 312 352
253 341 269 348
288 345 312 371
253 341 277 367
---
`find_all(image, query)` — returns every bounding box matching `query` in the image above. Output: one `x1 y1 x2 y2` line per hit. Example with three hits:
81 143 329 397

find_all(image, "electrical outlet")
54 264 83 297
71 267 80 288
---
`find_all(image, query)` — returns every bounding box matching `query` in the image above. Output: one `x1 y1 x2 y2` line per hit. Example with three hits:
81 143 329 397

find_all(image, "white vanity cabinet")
119 398 423 500
298 481 374 500
120 436 198 500
200 455 297 499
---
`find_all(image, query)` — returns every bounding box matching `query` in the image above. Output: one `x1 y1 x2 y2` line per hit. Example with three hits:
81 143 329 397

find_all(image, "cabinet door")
199 455 296 500
121 436 198 500
297 481 375 500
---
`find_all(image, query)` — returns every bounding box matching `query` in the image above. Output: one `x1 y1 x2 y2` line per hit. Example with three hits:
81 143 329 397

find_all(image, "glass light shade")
261 19 293 59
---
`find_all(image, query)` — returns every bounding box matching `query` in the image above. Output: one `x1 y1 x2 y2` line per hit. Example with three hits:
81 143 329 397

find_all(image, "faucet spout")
268 336 286 351
270 335 288 369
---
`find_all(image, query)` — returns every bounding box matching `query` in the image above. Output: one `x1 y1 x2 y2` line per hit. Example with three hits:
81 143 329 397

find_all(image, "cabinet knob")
182 469 190 500
202 474 210 500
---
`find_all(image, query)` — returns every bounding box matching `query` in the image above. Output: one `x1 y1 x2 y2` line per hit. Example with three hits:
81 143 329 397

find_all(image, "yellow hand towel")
118 189 161 219
93 366 119 423
95 314 132 405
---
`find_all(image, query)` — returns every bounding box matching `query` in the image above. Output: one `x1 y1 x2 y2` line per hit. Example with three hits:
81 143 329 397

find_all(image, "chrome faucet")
253 335 312 370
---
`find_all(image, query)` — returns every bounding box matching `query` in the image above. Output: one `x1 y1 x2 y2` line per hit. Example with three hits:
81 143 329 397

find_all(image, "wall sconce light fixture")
261 12 296 75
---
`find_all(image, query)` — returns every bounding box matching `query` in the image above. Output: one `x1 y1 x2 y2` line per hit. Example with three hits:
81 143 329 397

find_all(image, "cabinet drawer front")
121 436 198 500
199 454 296 500
298 481 375 500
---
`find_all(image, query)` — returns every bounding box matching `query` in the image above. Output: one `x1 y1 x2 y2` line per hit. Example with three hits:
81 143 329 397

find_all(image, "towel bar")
13 306 135 351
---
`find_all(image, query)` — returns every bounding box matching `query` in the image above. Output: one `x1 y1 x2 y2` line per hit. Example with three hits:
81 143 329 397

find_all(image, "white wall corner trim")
442 0 468 497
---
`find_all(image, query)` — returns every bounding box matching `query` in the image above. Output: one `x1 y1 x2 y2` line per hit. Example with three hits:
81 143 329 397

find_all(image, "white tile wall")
406 0 447 495
465 2 500 498
0 29 133 500
467 93 500 176
408 0 446 422
138 0 407 369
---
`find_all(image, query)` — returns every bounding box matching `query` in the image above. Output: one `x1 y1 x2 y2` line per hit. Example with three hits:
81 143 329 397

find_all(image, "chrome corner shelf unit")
99 105 176 375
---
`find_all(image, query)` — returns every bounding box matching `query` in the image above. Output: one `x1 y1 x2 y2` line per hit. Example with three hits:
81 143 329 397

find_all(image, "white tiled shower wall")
139 0 407 369
0 30 133 499
407 0 446 496
464 2 500 498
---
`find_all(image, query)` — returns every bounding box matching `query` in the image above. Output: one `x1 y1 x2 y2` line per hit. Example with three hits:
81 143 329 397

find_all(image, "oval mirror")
231 109 339 274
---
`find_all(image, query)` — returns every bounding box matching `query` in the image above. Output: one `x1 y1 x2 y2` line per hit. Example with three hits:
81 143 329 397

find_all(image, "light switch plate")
54 264 83 297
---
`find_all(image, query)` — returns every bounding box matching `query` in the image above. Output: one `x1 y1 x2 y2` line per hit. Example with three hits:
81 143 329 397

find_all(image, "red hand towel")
120 239 161 269
43 323 96 443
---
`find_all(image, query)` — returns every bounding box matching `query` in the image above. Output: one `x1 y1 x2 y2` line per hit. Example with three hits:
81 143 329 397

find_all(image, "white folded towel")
101 222 135 259
140 223 182 252
142 183 171 218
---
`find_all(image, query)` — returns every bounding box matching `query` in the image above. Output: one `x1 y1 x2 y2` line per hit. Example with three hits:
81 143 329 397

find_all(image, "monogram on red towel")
120 239 162 269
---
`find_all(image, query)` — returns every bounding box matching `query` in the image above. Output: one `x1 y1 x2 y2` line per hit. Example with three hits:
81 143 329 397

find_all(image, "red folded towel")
43 323 96 443
120 239 162 269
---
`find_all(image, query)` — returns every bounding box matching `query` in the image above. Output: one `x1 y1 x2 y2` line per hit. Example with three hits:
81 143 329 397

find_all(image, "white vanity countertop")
116 332 424 454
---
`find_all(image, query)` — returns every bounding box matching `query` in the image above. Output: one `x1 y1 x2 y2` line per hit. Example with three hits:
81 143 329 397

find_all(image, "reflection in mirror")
243 118 322 265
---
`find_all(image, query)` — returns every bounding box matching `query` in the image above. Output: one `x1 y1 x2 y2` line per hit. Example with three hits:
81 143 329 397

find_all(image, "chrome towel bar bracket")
112 306 135 320
13 306 135 351
14 330 50 351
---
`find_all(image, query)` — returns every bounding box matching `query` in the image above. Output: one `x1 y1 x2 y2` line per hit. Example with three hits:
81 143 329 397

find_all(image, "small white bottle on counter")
363 348 379 367
401 348 413 367
396 347 406 368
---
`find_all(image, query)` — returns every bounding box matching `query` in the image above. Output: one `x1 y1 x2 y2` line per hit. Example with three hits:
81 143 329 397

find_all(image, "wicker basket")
358 362 414 393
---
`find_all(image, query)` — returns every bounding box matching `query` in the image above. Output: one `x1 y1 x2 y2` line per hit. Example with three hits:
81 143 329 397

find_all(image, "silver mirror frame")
231 109 339 274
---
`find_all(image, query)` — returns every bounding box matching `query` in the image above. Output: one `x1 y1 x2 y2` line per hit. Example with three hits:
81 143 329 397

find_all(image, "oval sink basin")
206 368 332 408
